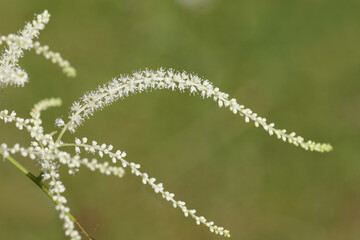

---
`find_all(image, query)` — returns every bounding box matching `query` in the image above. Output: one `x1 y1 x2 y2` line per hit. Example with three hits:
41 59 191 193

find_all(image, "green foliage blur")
0 0 359 239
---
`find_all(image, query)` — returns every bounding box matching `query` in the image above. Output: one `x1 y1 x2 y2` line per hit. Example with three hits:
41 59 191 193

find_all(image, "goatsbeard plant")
0 11 332 240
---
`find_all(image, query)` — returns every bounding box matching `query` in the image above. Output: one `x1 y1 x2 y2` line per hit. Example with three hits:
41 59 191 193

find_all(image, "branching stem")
0 152 95 240
56 124 69 143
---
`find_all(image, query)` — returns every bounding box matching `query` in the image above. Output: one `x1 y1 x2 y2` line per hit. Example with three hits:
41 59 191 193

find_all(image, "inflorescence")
1 10 332 240
0 10 76 88
64 69 332 152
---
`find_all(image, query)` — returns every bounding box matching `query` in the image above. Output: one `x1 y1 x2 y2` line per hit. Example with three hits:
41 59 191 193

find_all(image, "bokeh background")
0 0 359 239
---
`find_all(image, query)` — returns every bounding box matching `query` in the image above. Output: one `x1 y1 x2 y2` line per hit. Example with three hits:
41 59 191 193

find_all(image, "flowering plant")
0 11 332 239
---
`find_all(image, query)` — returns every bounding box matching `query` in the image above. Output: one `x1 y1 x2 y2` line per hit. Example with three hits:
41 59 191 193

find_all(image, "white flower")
55 118 65 127
0 10 76 89
65 68 332 152
1 10 333 240
71 138 229 237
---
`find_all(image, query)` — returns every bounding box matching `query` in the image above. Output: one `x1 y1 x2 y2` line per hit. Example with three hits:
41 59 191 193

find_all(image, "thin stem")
0 152 95 240
55 124 69 143
57 91 109 143
59 143 76 148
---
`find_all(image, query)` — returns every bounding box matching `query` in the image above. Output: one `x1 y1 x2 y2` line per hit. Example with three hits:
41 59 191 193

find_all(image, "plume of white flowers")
2 101 230 237
0 103 87 239
32 41 76 77
1 102 127 239
0 10 75 88
64 68 332 152
67 137 230 236
30 98 62 126
1 10 333 240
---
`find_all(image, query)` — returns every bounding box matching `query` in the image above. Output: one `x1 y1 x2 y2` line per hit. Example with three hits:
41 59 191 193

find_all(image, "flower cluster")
0 10 75 88
71 137 230 237
64 68 332 152
0 107 80 240
33 41 76 77
0 100 130 239
1 10 333 240
1 100 230 238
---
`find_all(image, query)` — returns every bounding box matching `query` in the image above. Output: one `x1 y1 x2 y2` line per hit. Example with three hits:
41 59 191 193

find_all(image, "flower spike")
66 68 332 152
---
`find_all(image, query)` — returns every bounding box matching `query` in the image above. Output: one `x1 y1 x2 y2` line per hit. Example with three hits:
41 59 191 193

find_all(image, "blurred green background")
0 0 359 239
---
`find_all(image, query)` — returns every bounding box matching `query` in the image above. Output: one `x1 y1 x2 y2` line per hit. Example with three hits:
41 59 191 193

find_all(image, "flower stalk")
0 152 94 240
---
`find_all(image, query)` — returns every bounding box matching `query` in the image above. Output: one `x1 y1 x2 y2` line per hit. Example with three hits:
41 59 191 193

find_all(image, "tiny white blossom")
55 118 65 127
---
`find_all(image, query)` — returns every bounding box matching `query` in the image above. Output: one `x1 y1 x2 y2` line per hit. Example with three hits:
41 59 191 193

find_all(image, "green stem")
0 152 95 240
56 99 100 144
55 123 69 143
59 143 76 148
